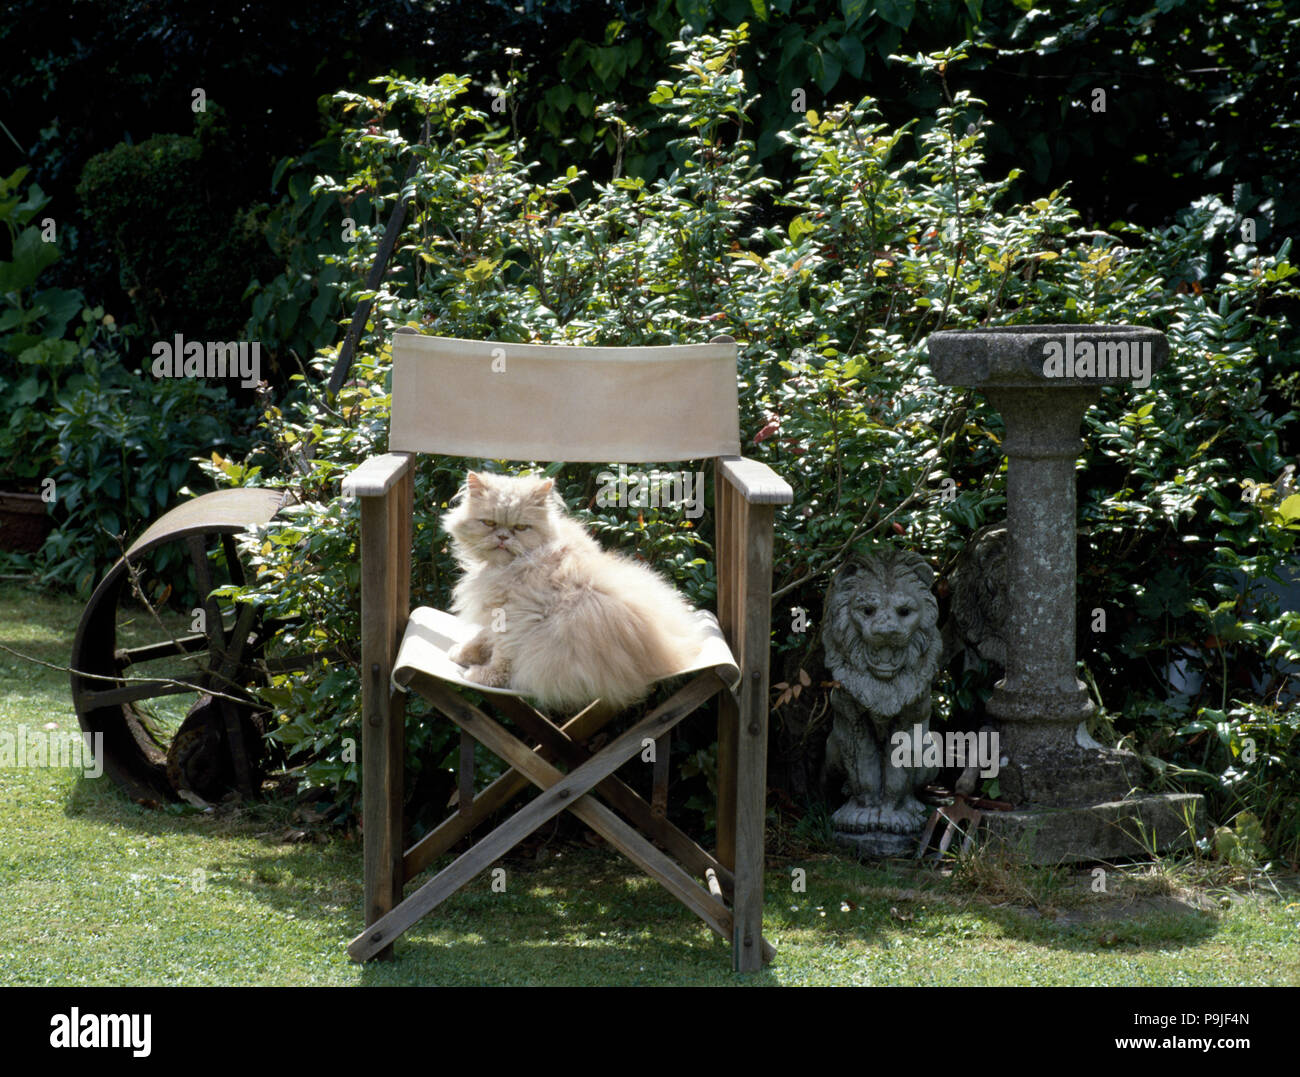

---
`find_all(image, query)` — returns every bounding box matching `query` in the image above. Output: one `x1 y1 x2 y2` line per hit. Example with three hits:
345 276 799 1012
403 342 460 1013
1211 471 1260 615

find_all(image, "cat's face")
445 471 556 565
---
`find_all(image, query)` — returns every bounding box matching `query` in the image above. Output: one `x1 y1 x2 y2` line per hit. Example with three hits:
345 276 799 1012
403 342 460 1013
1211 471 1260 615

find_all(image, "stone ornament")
925 324 1202 861
822 548 943 856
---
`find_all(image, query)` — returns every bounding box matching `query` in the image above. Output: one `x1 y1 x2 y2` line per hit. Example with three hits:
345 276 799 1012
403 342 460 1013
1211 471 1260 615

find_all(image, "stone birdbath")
927 325 1202 861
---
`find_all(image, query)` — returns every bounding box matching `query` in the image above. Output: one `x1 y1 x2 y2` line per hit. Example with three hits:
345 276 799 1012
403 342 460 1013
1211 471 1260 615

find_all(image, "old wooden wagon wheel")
70 487 324 806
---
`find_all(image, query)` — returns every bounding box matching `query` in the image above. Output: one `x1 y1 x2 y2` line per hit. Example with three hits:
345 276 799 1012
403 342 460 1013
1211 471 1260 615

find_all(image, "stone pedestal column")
986 386 1097 734
927 326 1202 858
981 384 1130 805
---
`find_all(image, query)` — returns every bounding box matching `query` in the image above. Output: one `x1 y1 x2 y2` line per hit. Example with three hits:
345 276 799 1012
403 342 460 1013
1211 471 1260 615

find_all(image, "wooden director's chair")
342 329 791 971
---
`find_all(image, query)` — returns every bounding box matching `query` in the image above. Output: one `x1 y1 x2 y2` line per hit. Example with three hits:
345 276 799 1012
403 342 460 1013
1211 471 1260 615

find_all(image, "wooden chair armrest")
343 452 415 499
717 455 792 505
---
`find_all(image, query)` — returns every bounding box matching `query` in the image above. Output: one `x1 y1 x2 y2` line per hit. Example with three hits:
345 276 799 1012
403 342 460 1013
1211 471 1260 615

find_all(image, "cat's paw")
449 639 491 667
465 663 511 689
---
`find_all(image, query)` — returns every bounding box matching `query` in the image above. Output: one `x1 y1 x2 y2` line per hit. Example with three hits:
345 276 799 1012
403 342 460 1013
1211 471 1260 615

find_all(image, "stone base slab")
833 829 918 859
995 745 1140 807
979 793 1203 864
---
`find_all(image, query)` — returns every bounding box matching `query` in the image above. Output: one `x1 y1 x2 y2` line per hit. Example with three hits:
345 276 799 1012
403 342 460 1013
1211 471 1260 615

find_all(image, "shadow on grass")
353 936 782 986
63 771 362 904
346 851 785 984
964 898 1220 953
59 774 1223 979
256 839 792 983
779 853 1223 956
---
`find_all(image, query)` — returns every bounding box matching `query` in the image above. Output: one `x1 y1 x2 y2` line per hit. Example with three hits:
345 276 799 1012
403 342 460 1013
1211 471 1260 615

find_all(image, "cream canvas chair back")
388 328 741 463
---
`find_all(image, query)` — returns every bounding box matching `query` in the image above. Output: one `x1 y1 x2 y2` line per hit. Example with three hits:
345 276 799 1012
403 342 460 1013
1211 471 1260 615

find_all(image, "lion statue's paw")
877 799 929 833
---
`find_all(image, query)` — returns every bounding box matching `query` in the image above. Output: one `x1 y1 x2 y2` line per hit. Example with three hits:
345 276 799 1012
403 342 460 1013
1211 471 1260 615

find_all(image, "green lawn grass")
2 581 1297 986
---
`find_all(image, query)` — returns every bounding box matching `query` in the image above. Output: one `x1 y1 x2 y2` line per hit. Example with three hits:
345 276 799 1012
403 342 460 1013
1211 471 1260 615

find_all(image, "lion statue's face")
823 548 942 718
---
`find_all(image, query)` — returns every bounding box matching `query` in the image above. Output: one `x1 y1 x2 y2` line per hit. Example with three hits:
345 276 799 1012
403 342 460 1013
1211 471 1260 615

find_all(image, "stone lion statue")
822 547 943 853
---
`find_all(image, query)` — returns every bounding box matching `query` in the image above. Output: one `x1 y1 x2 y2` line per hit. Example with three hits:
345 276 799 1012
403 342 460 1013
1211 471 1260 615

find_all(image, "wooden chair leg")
733 502 775 972
714 463 739 874
733 686 769 971
353 457 413 961
716 457 788 971
457 730 474 818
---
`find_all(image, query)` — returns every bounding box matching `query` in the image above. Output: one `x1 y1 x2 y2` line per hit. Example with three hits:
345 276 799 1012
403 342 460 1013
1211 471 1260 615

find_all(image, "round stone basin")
928 324 1168 389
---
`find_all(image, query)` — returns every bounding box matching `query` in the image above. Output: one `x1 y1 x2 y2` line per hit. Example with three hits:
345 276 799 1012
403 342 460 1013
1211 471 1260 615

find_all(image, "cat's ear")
466 471 486 494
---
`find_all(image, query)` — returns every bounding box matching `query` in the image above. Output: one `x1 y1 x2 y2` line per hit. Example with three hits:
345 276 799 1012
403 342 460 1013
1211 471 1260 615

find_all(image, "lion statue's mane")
823 549 942 721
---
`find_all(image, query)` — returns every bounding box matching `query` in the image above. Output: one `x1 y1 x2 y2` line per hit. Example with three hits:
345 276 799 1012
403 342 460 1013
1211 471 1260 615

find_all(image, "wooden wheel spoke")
114 633 211 668
186 534 227 665
221 533 246 588
217 694 257 796
76 678 206 711
216 602 260 681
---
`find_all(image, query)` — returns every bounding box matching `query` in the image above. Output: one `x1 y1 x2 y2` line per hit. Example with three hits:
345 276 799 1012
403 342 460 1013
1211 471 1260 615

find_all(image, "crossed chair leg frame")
346 669 776 967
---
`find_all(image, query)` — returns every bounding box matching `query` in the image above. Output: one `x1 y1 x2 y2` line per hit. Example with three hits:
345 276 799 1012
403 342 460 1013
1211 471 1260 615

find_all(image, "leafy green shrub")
0 165 258 593
1145 701 1300 869
0 168 87 486
241 140 356 376
39 337 254 596
76 107 276 345
212 28 1298 854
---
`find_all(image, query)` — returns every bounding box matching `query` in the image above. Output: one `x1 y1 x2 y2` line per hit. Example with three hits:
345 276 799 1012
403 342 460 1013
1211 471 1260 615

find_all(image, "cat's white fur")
442 471 706 710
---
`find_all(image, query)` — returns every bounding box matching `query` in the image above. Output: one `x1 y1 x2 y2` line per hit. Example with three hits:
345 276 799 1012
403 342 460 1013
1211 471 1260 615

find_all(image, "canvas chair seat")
391 606 741 701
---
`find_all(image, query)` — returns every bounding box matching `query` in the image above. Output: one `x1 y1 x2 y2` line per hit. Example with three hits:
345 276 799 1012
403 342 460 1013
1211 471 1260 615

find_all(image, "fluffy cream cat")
442 471 706 710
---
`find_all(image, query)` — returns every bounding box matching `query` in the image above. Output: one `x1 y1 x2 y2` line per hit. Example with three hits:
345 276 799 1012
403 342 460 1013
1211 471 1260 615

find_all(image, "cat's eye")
862 605 877 615
896 606 912 617
512 524 530 532
479 519 497 528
